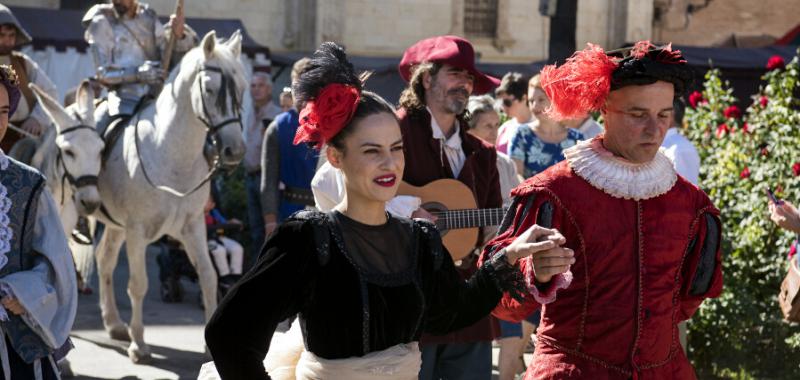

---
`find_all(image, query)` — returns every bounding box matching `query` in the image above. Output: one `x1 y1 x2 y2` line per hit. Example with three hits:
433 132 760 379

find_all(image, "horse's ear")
202 30 217 59
29 83 71 134
75 80 96 127
226 30 242 59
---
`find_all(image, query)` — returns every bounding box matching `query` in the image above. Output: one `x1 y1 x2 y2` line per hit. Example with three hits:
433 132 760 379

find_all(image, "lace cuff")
523 256 573 304
482 249 527 303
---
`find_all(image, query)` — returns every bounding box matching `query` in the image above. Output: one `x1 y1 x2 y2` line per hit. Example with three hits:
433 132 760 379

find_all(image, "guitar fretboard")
432 208 507 230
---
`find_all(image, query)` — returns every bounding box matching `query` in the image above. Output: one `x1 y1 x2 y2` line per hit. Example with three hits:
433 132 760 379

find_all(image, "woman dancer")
204 43 573 380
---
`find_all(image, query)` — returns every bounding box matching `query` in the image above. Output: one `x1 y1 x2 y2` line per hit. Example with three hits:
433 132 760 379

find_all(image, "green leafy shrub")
685 50 800 379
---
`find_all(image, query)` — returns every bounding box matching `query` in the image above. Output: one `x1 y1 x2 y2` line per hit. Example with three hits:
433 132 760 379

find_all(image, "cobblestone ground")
66 246 531 379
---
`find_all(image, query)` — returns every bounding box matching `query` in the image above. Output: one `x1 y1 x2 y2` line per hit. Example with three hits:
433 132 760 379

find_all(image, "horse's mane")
164 34 247 99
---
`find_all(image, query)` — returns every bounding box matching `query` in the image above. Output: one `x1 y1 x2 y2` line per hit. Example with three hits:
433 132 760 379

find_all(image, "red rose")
724 105 742 119
716 123 729 138
294 83 361 146
767 55 786 71
793 162 800 177
761 147 769 156
790 241 797 259
689 91 703 108
739 167 750 179
760 95 768 108
777 185 784 194
742 122 749 134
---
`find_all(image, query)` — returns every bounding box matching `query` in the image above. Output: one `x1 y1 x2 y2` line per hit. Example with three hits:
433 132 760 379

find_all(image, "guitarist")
397 36 502 380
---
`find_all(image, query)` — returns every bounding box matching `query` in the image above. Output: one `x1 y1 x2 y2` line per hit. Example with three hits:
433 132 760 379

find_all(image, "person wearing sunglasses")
495 72 532 155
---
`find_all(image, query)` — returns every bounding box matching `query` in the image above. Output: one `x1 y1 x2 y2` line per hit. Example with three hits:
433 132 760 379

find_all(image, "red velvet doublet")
483 161 723 380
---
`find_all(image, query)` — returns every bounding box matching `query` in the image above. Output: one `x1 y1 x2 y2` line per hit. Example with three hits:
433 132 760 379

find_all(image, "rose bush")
685 50 800 379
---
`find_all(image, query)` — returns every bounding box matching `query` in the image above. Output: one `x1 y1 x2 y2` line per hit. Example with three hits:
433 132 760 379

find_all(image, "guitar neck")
433 208 507 230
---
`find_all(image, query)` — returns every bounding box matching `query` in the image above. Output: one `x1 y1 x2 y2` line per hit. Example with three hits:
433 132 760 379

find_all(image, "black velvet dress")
205 211 519 380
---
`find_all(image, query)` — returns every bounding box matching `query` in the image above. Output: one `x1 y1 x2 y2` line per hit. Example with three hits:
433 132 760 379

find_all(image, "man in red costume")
481 42 723 379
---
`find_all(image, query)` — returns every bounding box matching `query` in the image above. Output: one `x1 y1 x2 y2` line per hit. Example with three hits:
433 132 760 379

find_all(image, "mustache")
447 88 469 98
113 4 129 15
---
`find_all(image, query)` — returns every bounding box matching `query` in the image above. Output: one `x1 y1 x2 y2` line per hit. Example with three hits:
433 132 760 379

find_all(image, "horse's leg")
178 217 218 321
124 233 152 363
95 226 129 341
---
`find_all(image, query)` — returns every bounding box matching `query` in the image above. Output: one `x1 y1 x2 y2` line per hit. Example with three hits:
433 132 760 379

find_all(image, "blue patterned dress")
509 126 584 178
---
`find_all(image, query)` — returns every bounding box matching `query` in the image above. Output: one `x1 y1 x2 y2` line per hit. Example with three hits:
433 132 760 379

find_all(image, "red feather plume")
540 44 619 121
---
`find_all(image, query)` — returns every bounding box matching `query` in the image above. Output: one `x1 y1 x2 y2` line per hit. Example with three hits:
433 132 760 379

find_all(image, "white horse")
29 81 105 280
29 81 104 229
90 30 246 363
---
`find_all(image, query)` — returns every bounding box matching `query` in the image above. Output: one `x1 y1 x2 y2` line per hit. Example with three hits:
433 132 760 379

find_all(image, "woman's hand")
769 201 800 234
505 225 574 284
1 296 25 316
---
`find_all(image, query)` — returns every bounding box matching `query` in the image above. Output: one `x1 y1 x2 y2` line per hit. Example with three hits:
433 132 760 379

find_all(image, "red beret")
399 35 499 95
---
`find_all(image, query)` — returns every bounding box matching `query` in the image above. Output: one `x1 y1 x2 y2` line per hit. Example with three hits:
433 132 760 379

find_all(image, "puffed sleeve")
479 190 575 322
205 219 318 380
419 220 523 335
678 210 723 321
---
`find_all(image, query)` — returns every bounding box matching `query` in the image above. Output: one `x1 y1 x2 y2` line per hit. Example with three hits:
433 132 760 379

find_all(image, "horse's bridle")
130 64 243 198
56 124 102 205
196 65 243 135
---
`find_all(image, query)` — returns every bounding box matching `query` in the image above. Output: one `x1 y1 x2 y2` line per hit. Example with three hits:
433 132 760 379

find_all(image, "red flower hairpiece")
294 83 361 147
540 43 619 121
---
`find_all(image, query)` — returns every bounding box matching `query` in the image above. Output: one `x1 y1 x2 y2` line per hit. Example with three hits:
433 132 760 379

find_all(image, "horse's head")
186 30 247 168
31 81 105 215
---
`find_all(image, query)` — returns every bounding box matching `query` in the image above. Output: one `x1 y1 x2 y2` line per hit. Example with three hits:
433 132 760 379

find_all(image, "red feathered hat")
399 35 500 95
540 41 689 121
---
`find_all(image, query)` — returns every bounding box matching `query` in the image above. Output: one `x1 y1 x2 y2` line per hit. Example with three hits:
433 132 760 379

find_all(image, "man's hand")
411 207 438 223
504 225 574 284
168 13 185 39
1 296 25 316
136 61 165 85
770 201 800 234
20 118 44 137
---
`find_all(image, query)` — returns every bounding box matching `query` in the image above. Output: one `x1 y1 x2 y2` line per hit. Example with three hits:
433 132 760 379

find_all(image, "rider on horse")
83 0 197 131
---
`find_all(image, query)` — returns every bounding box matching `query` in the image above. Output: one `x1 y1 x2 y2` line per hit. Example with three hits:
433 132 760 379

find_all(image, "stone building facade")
4 0 796 62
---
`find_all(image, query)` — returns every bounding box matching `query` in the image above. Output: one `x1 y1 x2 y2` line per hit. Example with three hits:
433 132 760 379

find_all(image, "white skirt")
199 319 422 380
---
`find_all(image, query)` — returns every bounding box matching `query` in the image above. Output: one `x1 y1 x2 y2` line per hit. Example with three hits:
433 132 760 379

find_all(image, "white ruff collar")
563 138 677 201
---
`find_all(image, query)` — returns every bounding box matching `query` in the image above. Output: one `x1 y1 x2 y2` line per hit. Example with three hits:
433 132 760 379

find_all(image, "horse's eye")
64 149 75 158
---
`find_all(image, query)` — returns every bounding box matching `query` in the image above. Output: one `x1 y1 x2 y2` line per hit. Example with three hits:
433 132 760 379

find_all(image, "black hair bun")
292 42 362 105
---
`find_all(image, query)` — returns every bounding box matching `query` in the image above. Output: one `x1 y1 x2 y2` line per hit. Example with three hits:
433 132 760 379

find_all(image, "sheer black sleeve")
418 219 519 335
205 219 318 380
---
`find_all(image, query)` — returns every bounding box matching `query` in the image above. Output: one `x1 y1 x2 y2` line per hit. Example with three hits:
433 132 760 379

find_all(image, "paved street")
67 246 209 380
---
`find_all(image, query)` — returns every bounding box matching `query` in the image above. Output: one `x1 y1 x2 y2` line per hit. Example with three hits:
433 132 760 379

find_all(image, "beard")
0 45 13 56
113 3 130 16
443 88 469 114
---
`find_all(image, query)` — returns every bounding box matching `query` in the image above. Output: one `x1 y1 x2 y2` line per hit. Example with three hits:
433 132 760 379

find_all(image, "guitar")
398 179 507 260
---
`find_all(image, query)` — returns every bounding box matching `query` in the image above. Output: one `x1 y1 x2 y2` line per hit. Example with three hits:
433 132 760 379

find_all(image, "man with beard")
83 0 197 131
0 5 58 155
397 35 502 380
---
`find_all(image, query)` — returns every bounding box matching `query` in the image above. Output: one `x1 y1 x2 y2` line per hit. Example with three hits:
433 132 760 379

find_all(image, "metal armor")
83 2 196 116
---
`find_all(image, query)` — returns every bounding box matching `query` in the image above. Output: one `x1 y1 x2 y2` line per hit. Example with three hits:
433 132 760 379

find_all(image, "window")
464 0 498 39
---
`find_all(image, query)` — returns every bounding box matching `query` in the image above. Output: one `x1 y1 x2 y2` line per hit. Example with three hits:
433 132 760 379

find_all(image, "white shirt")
577 118 604 140
428 108 466 177
662 128 700 185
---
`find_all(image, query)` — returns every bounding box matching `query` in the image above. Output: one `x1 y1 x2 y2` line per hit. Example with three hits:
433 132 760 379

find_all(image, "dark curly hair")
293 42 396 151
